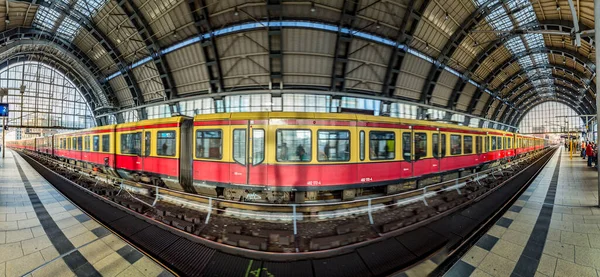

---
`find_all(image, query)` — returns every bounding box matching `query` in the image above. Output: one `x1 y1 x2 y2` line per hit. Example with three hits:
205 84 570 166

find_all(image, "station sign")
0 103 7 117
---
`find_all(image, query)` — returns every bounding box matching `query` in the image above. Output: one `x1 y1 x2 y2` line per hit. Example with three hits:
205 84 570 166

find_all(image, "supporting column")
596 0 600 206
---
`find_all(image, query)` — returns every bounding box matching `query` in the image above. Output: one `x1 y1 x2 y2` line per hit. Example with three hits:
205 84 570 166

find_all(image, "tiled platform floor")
446 147 600 277
0 150 174 277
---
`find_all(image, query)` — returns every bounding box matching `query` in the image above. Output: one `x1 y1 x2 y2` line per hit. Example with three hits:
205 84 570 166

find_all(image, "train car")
114 116 194 191
191 112 525 201
7 138 35 150
77 125 116 172
9 111 548 203
54 131 82 163
35 136 53 155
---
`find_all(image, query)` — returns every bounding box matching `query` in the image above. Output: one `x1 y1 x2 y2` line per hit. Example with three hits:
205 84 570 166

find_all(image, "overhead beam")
457 45 594 111
33 0 146 117
188 0 225 93
117 0 178 100
267 0 283 89
420 0 504 105
481 63 595 121
330 0 360 91
381 0 426 97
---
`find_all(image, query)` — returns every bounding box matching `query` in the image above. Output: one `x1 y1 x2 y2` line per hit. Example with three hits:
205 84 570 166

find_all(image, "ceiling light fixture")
376 21 381 29
445 12 449 21
310 2 316 12
556 4 560 11
234 7 239 16
425 43 429 50
173 31 178 38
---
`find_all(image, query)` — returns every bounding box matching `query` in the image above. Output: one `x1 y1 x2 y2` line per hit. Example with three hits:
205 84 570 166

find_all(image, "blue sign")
0 103 7 117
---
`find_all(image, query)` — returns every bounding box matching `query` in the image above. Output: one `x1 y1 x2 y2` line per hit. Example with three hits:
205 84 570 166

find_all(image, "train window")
196 130 223 159
497 136 503 150
277 129 311 162
464 136 473 154
414 133 427 160
507 138 512 149
476 136 482 154
402 133 411 161
102 135 110 152
491 137 496 151
252 129 265 165
84 136 90 151
93 136 99 152
359 131 365 161
72 137 76 150
145 132 151 157
121 133 141 155
450 135 462 155
318 130 350 162
441 134 446 157
433 134 440 158
233 129 247 165
157 131 175 156
369 131 395 160
77 137 82 150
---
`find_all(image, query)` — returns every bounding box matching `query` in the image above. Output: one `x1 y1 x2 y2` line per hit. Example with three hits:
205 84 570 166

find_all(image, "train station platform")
445 147 600 277
0 150 174 277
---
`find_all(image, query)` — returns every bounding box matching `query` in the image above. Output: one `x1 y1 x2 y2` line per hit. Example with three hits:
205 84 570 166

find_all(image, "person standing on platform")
582 141 587 159
587 143 594 167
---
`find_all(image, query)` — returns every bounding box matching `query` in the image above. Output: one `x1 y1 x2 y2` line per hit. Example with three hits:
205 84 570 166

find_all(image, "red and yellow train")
8 112 545 202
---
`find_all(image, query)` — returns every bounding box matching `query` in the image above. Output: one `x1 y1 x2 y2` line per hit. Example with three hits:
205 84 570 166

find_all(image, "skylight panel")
518 56 534 68
33 6 61 31
506 0 529 10
505 37 527 54
56 17 81 41
513 5 536 27
487 7 514 31
523 33 545 49
530 53 549 65
74 0 109 17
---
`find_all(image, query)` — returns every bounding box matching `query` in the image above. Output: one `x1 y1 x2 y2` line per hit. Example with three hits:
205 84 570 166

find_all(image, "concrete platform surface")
0 150 175 277
446 147 600 277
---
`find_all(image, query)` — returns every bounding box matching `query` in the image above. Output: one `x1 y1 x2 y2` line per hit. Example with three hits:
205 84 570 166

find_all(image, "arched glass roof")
0 61 96 130
518 102 583 134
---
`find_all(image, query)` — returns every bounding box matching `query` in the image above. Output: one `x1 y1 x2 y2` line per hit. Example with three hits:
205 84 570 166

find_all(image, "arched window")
0 61 95 129
518 102 583 134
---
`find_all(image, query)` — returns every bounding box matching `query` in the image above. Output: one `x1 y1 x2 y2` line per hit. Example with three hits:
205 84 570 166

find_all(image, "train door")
230 125 248 185
476 136 482 163
412 130 432 176
141 131 151 173
432 130 442 172
230 121 269 187
401 130 413 178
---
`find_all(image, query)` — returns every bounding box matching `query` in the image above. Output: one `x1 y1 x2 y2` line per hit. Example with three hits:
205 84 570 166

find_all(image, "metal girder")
481 63 594 120
381 0 421 97
420 0 504 105
267 0 283 89
117 0 177 100
188 0 224 93
0 53 98 115
32 0 146 117
454 42 594 111
330 0 359 91
502 84 593 123
0 27 117 107
505 75 592 102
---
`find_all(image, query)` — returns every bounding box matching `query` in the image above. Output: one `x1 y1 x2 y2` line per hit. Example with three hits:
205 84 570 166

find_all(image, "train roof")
193 112 514 135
